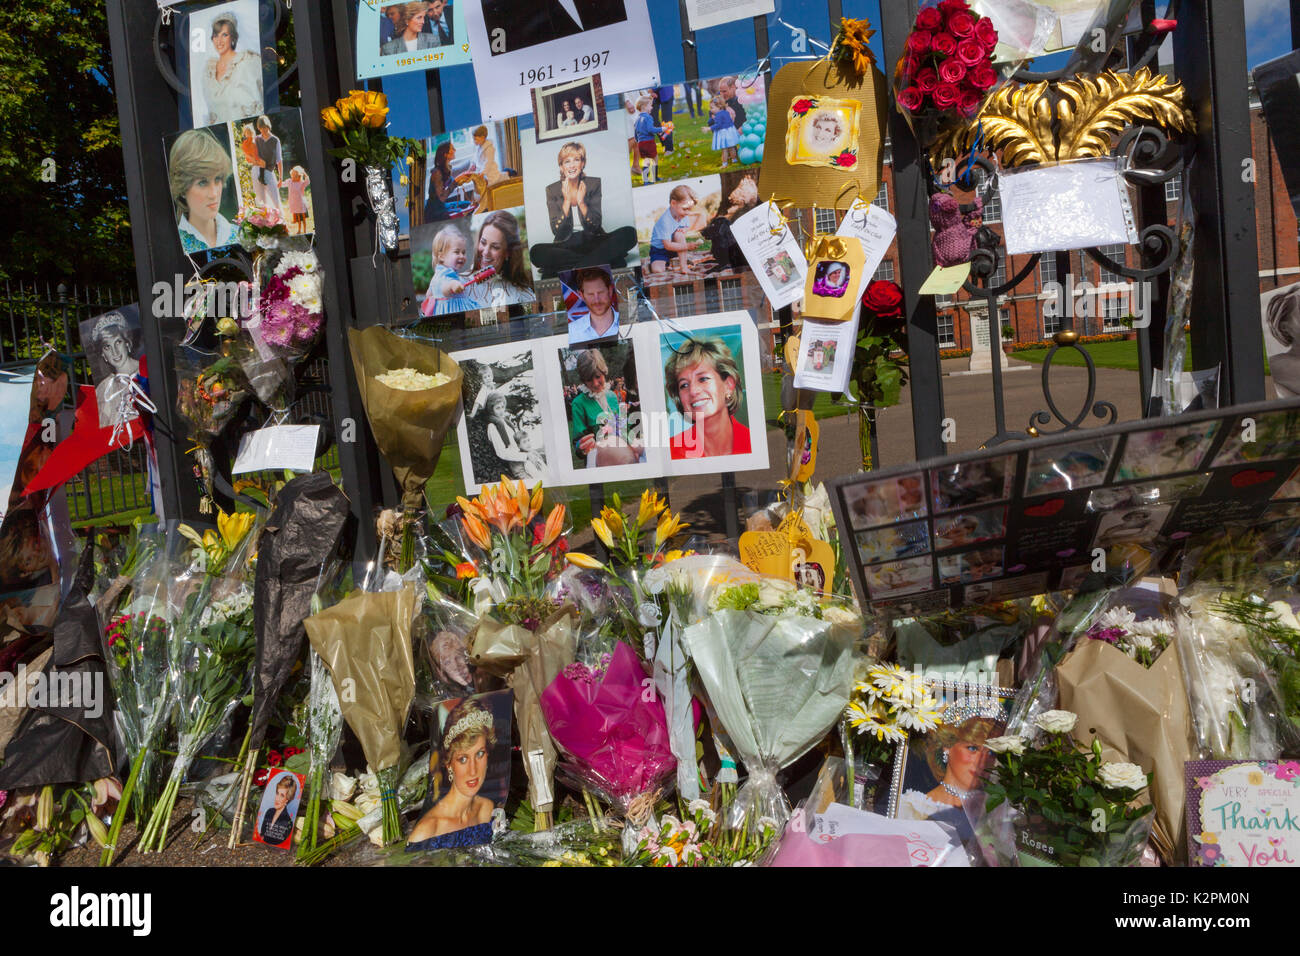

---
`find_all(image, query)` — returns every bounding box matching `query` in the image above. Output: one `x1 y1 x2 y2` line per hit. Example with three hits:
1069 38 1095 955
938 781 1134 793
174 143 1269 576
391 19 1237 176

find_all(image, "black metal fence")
0 281 154 524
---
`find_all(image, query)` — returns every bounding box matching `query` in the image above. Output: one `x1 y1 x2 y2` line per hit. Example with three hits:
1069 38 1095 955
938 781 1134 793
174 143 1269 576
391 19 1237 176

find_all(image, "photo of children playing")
231 109 314 234
558 343 644 470
632 170 760 286
625 74 767 187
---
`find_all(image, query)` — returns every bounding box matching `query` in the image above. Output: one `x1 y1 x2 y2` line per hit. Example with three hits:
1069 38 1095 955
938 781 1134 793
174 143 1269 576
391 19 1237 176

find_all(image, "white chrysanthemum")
894 698 942 733
1129 633 1155 652
1096 606 1137 634
276 250 320 276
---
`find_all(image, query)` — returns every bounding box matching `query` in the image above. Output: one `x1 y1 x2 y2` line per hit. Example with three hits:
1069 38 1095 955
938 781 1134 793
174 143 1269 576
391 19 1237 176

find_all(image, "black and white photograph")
165 122 241 255
532 75 607 143
1091 505 1172 550
407 689 512 851
522 127 640 279
479 0 628 54
78 306 145 416
187 0 265 128
231 108 314 234
1263 283 1300 400
561 265 624 345
253 770 304 849
452 342 550 494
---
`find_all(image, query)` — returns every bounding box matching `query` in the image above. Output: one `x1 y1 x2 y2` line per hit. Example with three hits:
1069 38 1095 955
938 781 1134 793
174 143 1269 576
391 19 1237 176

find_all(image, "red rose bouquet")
894 0 1001 147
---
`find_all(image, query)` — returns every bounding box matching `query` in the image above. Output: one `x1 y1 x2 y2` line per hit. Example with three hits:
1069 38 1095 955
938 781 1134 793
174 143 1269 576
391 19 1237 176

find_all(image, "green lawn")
1012 340 1143 370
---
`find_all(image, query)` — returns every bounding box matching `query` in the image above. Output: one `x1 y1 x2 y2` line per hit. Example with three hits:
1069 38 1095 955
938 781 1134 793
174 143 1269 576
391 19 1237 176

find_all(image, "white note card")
232 425 320 475
998 157 1137 256
836 200 897 302
733 202 808 310
794 314 861 394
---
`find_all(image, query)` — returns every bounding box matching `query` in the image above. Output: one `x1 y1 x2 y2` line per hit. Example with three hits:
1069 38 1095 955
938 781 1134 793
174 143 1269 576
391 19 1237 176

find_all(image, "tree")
0 3 133 285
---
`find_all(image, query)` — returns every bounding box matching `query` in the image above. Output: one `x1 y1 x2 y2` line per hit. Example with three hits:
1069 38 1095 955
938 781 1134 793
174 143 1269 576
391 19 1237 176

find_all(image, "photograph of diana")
232 109 314 232
661 329 748 461
187 0 265 128
165 125 240 254
253 770 304 849
892 690 1011 842
78 306 145 426
523 128 640 279
407 689 512 851
1263 283 1300 399
380 0 453 56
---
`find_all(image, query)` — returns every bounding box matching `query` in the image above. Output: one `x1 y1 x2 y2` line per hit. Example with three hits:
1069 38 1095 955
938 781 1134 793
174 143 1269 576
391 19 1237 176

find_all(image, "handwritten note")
233 425 320 475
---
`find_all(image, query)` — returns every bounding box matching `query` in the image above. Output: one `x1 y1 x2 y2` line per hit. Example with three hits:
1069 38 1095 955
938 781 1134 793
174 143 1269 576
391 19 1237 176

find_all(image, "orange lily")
461 513 491 550
539 504 566 548
456 494 484 521
566 552 604 570
512 479 532 523
529 483 545 522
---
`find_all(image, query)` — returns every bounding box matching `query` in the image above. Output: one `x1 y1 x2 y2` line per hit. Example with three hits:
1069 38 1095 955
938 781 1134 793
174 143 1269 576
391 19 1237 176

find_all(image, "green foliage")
0 2 133 283
849 318 908 411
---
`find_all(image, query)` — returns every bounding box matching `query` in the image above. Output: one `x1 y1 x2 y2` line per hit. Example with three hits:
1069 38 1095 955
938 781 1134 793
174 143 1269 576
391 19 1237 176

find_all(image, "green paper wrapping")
304 585 417 774
347 326 463 510
469 606 577 813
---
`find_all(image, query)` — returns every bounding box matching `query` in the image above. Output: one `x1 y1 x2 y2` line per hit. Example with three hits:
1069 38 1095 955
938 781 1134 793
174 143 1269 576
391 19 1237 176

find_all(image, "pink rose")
915 6 943 31
932 31 957 56
906 31 933 55
959 89 983 115
897 86 925 112
947 9 977 36
932 82 960 108
938 58 967 84
975 16 999 49
915 68 939 93
956 37 986 67
970 63 998 90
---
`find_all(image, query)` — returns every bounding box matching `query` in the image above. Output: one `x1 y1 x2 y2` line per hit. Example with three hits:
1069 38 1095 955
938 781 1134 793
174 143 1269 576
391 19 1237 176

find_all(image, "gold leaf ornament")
1055 67 1193 160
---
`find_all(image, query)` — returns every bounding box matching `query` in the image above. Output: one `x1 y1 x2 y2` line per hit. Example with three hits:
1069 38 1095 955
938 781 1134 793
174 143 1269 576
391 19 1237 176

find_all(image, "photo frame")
1262 283 1300 401
531 74 608 143
357 0 471 79
253 769 305 849
785 95 860 169
1114 420 1220 481
1091 504 1172 550
888 680 1016 844
407 688 513 851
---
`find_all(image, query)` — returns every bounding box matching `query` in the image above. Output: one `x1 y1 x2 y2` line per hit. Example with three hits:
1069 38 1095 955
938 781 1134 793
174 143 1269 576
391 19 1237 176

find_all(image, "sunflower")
832 17 877 77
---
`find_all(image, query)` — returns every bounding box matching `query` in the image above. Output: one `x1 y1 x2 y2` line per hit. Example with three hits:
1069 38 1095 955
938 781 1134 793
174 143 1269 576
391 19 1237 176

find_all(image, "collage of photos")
1213 409 1300 465
357 0 470 78
632 170 761 286
451 342 550 494
407 689 513 851
165 108 314 255
843 473 931 599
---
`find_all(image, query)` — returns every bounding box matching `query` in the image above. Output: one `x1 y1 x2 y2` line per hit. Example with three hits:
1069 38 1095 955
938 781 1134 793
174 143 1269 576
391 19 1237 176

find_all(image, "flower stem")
101 747 147 867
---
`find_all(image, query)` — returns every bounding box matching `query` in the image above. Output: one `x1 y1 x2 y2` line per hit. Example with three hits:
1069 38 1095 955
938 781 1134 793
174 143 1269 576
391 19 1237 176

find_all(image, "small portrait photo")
863 555 934 599
561 266 623 345
933 506 1006 551
843 473 928 530
1057 563 1095 591
811 260 852 299
532 74 607 143
1114 421 1220 481
1092 505 1171 550
627 73 767 187
1024 436 1118 497
937 547 1003 585
803 337 839 375
786 96 860 168
763 250 801 291
380 0 456 56
1272 464 1300 500
930 455 1016 513
558 341 645 470
1262 283 1300 400
891 685 1013 843
186 0 265 128
78 306 145 419
1213 409 1300 466
694 170 761 279
453 342 550 494
656 320 755 464
165 123 240 255
479 0 628 55
856 519 930 564
1088 473 1210 511
253 769 304 849
522 126 640 279
407 688 513 851
231 108 314 235
413 207 537 318
633 176 717 281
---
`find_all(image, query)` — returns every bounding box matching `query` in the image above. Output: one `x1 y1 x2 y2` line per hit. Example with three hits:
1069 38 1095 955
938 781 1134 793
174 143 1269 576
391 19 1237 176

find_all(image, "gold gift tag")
791 409 818 483
801 234 865 322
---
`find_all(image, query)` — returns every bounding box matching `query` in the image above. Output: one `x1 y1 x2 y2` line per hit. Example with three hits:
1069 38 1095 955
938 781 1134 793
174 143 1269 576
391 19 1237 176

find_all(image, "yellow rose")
320 106 343 133
361 102 388 128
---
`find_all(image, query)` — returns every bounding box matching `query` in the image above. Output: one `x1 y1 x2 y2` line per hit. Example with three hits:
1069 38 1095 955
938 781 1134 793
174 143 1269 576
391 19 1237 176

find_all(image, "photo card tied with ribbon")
801 233 866 323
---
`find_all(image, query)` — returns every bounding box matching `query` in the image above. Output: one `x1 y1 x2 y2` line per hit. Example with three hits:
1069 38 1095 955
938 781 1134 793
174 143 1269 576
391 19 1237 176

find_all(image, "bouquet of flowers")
541 642 676 843
623 800 782 867
845 662 943 765
977 709 1155 866
257 248 324 357
894 0 1001 147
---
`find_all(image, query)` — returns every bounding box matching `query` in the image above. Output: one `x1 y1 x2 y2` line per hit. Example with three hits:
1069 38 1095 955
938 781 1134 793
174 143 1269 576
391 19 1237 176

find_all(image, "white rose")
1033 709 1078 734
1098 761 1148 791
984 735 1026 755
824 603 862 631
330 771 357 801
757 578 796 608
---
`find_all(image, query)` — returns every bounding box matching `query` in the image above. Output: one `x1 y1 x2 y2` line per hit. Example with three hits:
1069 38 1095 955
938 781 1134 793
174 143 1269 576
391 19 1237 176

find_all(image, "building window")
1164 178 1180 201
999 306 1013 342
872 181 890 213
1038 253 1057 289
719 277 743 311
873 259 895 283
1042 300 1061 336
937 310 955 348
986 255 1006 288
1097 243 1127 284
973 168 1001 223
813 207 838 233
1101 294 1126 332
672 284 694 317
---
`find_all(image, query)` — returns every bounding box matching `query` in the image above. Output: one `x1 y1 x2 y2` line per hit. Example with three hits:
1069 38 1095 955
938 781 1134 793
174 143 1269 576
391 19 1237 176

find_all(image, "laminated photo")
856 520 930 564
863 555 934 599
407 689 513 851
186 0 266 128
561 266 624 345
842 473 927 530
633 176 717 281
1091 505 1171 550
452 341 551 494
414 121 522 227
230 108 314 235
1114 421 1220 481
933 506 1006 551
412 207 537 318
253 770 304 849
357 0 471 79
532 74 607 143
930 455 1016 512
1024 435 1117 496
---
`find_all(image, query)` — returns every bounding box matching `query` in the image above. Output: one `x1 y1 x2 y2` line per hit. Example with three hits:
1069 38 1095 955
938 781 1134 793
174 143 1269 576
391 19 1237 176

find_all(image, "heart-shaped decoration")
1007 564 1027 573
1024 499 1065 518
1056 549 1076 558
1231 468 1276 488
1169 531 1191 540
462 44 470 52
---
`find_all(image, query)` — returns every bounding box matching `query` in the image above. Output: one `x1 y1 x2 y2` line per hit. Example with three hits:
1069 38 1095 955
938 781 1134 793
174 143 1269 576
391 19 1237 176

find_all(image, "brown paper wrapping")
1057 638 1195 864
469 606 577 813
304 585 417 773
347 326 463 510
